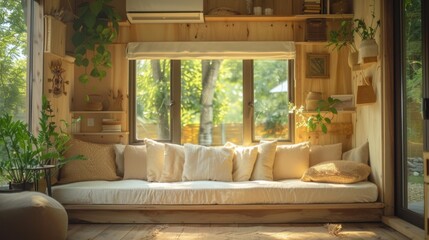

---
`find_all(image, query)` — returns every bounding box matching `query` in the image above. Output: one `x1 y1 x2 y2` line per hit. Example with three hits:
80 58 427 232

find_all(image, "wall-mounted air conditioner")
126 0 204 23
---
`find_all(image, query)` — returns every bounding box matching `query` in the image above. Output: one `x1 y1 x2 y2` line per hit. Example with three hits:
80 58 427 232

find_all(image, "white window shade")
126 41 295 60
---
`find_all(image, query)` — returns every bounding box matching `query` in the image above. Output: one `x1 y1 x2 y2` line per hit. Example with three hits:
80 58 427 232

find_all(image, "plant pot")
305 92 322 111
348 51 359 68
359 39 378 64
10 182 34 191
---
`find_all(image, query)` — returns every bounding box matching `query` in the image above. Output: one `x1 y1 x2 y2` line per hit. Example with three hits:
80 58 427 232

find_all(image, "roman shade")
126 41 295 60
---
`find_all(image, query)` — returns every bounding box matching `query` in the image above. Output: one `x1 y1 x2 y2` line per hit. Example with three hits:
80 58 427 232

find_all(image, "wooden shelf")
44 52 75 63
296 41 329 46
351 61 377 71
204 14 353 22
73 132 129 136
71 110 125 114
303 109 356 114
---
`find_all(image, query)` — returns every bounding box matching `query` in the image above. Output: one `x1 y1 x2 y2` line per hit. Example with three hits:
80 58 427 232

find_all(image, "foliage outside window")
0 0 31 185
133 59 292 145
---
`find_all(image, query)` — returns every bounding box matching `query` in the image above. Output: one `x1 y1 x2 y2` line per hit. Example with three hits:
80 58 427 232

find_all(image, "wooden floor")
67 223 410 239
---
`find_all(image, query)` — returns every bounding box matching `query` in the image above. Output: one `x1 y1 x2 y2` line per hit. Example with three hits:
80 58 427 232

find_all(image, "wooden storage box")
305 18 327 41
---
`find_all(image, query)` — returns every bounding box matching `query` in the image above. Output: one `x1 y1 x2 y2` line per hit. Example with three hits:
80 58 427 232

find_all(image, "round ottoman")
0 191 68 240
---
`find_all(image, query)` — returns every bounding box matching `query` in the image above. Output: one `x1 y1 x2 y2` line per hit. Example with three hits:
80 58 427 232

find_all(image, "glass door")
395 0 426 228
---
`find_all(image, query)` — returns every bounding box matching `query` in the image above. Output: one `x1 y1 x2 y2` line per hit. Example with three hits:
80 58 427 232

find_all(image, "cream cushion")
309 143 342 166
123 145 147 180
0 192 68 240
250 141 277 181
182 143 234 182
113 144 126 177
160 143 185 182
273 142 310 180
342 141 369 165
301 160 371 184
225 142 258 181
59 139 119 184
144 139 165 182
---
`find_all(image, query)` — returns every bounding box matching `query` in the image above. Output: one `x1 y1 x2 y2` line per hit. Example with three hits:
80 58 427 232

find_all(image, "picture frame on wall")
306 53 330 78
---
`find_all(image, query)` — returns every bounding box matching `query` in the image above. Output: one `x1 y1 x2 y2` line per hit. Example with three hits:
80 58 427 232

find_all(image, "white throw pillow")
144 138 165 182
225 142 258 182
160 143 185 182
182 143 234 182
113 144 126 177
273 142 310 180
250 141 277 181
309 143 342 166
342 141 369 165
123 145 147 180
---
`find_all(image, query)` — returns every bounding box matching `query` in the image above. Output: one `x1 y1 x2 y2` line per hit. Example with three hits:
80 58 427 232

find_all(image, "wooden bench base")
65 203 384 224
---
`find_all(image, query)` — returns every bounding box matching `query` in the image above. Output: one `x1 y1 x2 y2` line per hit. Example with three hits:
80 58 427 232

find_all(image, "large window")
132 59 293 145
0 0 33 185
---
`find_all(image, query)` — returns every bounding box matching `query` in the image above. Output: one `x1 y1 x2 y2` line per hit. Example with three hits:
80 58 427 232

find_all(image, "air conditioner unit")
126 0 204 23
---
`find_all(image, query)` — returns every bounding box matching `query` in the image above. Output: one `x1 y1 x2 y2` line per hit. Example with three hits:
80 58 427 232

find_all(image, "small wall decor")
306 53 330 78
48 60 68 96
107 90 124 111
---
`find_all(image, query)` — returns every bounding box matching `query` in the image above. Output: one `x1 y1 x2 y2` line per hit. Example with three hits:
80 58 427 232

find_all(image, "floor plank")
67 223 410 240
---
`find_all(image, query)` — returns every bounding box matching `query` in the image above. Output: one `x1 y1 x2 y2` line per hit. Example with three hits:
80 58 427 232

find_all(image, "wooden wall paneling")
292 21 306 42
294 44 353 148
246 22 294 41
43 53 74 129
129 24 181 42
353 0 384 201
31 1 44 134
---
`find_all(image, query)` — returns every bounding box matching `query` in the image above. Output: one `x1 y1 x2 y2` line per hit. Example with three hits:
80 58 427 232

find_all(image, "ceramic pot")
359 39 378 64
305 92 322 111
11 182 34 191
348 51 359 68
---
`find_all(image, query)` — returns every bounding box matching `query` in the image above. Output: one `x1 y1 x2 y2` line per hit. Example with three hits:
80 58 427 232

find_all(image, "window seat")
52 179 383 223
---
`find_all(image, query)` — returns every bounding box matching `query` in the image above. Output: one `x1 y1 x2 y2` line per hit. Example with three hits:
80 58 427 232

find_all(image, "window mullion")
243 60 253 145
171 60 181 144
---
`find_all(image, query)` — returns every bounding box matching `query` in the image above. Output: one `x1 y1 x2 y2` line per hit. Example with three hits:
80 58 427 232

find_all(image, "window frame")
129 59 294 145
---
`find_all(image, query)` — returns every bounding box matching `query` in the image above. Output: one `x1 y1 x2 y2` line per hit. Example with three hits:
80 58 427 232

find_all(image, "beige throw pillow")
123 145 147 180
342 141 369 165
309 143 342 166
160 143 185 182
59 139 120 184
250 141 277 181
273 142 310 180
301 160 371 184
182 143 234 182
144 139 165 182
113 144 126 177
225 142 258 182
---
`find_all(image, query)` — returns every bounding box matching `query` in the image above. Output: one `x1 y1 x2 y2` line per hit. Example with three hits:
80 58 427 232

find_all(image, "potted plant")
72 0 121 84
0 115 41 190
290 97 342 134
327 19 359 67
0 97 84 190
327 0 380 66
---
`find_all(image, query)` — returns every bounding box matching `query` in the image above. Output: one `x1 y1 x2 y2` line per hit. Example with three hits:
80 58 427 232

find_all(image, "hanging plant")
72 0 121 84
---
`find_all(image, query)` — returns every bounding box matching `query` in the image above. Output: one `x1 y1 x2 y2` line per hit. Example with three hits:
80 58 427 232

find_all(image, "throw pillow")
182 143 234 182
225 142 258 182
160 143 185 182
301 160 371 184
309 143 342 166
144 138 165 182
342 141 369 165
250 140 277 181
273 142 310 180
113 144 126 177
123 145 147 180
58 139 120 184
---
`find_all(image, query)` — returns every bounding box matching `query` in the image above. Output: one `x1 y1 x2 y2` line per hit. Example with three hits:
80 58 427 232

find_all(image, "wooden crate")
305 18 327 41
44 15 66 57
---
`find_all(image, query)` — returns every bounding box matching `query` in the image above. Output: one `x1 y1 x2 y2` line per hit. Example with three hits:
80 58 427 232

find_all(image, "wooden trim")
64 203 384 224
382 216 425 240
204 14 354 22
